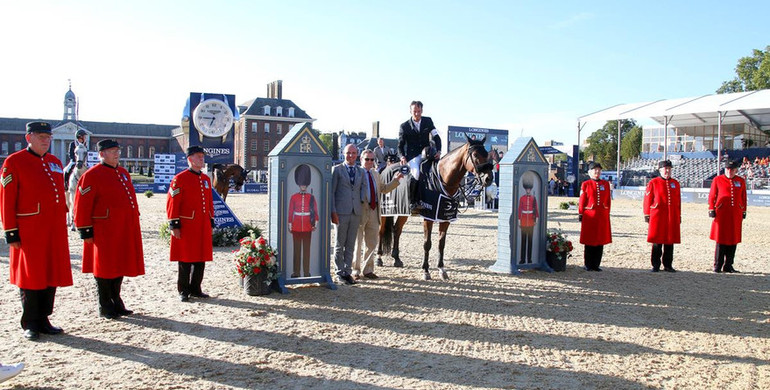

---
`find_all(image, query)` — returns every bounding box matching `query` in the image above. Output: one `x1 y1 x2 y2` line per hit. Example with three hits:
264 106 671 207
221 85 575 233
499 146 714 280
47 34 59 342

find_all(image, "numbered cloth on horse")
418 161 459 223
379 163 411 217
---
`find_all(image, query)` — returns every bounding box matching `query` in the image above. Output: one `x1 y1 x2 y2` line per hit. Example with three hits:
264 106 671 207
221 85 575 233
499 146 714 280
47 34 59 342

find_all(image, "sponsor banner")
155 154 176 164
243 183 268 193
132 182 172 193
747 194 770 207
154 165 176 175
211 189 242 228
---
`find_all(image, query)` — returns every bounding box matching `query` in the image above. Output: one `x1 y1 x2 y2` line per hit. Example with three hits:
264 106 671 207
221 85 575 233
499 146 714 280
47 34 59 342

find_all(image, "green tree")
620 126 643 161
717 45 770 93
584 119 638 170
318 133 334 157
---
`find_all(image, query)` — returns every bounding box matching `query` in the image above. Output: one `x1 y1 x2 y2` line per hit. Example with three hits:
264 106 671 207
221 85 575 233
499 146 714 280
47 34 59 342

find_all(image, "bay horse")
419 135 494 280
65 143 89 231
212 164 250 202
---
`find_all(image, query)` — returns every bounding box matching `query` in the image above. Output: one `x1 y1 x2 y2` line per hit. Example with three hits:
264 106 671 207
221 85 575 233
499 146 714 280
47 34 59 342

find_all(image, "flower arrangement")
546 228 573 261
233 230 278 284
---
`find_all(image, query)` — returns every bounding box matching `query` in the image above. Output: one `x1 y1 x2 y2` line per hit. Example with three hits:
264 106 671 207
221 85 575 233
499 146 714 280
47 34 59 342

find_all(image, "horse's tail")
380 216 394 255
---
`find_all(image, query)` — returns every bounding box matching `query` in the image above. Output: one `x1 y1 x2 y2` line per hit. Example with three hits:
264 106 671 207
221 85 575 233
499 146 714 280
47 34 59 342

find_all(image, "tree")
620 126 643 161
717 45 770 93
583 119 638 170
318 133 335 158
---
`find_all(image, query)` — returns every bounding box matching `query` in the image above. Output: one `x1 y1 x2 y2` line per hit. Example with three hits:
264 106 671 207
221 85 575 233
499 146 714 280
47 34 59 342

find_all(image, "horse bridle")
465 143 493 178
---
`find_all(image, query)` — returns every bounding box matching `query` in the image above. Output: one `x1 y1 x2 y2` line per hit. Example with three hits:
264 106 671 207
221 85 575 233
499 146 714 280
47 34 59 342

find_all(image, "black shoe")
24 329 40 341
41 322 63 335
584 266 593 271
341 275 357 285
116 308 134 316
394 259 404 268
179 293 190 302
304 273 311 278
190 292 210 298
290 273 299 278
594 267 603 272
663 267 677 273
714 269 722 273
650 268 660 272
100 311 118 320
363 273 379 279
376 258 383 267
724 268 740 273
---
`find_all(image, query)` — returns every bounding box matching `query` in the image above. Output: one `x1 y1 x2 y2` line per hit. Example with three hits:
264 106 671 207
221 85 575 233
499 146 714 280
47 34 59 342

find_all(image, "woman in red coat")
643 160 681 272
708 160 747 273
578 162 612 271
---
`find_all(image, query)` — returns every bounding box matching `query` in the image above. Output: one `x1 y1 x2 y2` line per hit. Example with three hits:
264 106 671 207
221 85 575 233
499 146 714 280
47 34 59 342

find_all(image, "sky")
1 0 768 146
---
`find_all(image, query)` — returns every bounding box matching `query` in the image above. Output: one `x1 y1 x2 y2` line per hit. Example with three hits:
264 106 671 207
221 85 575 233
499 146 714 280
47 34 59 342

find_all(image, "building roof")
238 97 312 119
0 117 177 137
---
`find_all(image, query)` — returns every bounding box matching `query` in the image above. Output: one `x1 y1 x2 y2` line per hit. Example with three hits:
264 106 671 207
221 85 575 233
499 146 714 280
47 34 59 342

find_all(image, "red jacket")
167 169 214 262
0 149 72 289
288 192 318 233
74 163 145 278
578 179 612 246
518 194 538 227
643 177 681 244
708 174 747 245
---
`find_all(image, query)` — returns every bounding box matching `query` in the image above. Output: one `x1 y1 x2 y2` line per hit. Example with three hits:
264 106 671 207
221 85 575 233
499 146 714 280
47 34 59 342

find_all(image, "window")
263 105 270 115
276 106 283 117
250 156 257 168
149 146 156 158
1 142 8 155
288 107 295 117
264 123 270 133
126 145 133 158
251 139 258 151
251 122 257 132
277 124 282 135
14 142 21 152
138 146 144 159
263 140 270 152
263 157 268 168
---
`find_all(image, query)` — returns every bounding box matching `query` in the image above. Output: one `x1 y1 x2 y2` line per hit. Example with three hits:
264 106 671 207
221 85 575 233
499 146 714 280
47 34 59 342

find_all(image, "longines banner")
447 125 508 152
184 92 238 164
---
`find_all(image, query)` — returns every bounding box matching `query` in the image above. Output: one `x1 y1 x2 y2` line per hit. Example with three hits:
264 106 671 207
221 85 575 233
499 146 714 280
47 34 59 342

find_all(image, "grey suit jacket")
331 163 365 215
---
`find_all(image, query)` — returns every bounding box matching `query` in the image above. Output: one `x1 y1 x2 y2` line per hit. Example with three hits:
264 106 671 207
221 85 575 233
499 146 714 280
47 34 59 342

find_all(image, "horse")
212 164 250 202
65 142 89 231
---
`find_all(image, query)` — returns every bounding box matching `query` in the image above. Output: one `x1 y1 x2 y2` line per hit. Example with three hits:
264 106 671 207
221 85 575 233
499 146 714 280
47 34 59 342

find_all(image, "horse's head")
74 142 88 162
464 134 494 187
231 165 249 191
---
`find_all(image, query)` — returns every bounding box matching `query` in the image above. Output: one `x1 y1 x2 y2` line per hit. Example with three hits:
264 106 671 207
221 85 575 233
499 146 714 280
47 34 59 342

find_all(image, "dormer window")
263 105 271 115
288 107 295 117
276 106 283 117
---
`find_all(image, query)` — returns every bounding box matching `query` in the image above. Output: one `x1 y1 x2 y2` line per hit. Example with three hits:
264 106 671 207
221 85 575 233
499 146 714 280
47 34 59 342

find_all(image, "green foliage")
318 133 335 157
717 45 770 93
159 222 170 243
158 221 262 247
144 190 154 198
559 201 577 209
583 119 638 170
620 126 643 161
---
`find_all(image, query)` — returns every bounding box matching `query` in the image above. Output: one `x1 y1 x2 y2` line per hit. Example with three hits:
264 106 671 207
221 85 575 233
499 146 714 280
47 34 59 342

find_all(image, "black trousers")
651 244 674 270
178 262 206 295
714 244 738 271
19 287 56 331
95 277 126 316
584 245 604 270
520 226 534 263
292 231 312 277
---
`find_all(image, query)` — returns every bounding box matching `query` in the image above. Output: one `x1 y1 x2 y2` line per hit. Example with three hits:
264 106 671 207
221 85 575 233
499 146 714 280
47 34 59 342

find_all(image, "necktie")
367 171 376 210
348 166 355 184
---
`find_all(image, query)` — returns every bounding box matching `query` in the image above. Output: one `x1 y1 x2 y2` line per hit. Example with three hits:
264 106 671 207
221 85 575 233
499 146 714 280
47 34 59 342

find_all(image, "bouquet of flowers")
233 230 278 284
546 228 573 261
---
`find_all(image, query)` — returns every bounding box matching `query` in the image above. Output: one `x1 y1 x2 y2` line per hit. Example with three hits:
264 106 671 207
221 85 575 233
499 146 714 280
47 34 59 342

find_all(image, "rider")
64 130 87 188
397 101 441 214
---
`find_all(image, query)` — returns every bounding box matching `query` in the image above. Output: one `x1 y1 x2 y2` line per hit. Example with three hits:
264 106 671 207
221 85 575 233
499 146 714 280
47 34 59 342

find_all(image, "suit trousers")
354 206 380 275
95 276 126 316
334 213 362 276
520 226 534 263
178 262 206 295
292 231 312 277
584 245 604 270
651 244 674 270
19 287 56 331
714 244 738 271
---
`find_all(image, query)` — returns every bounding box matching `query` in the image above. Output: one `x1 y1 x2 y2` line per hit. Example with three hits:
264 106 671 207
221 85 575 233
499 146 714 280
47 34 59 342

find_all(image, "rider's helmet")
76 130 87 139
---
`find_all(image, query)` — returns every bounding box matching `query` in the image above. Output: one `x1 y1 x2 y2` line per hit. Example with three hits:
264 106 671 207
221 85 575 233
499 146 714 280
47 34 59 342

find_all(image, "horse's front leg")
437 222 450 280
422 220 433 279
392 216 407 267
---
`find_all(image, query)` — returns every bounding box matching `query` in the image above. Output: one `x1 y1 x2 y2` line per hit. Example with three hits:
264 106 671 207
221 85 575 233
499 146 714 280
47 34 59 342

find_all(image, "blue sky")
1 0 768 145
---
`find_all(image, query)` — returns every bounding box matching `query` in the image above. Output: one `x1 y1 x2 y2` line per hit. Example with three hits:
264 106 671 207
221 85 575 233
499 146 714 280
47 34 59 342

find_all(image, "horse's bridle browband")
465 143 493 176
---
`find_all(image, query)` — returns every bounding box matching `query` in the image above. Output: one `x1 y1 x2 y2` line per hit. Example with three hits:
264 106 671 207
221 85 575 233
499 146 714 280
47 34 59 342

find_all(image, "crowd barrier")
615 186 770 207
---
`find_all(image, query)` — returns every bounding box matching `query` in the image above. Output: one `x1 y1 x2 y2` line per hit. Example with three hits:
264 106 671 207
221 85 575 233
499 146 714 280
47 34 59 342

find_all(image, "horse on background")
212 164 250 202
378 135 494 280
65 143 89 231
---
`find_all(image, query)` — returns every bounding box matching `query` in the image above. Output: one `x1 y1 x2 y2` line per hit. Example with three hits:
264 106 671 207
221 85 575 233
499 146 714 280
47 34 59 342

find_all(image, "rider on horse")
397 100 441 214
64 130 87 188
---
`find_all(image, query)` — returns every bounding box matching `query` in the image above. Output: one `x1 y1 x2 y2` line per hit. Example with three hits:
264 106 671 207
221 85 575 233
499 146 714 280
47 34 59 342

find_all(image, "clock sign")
193 98 234 139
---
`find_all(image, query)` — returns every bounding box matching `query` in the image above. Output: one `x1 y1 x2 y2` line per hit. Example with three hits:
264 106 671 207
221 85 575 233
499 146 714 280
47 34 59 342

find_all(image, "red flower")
257 237 267 245
254 267 261 274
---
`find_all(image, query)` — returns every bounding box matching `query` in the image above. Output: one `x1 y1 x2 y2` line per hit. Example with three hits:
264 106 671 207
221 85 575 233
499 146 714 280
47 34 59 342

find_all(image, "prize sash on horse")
419 161 459 223
379 164 411 217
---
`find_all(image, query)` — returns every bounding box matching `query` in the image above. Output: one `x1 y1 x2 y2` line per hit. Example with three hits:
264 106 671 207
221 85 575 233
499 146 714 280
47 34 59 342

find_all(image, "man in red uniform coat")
518 179 539 264
0 122 72 340
578 162 612 271
167 145 215 301
74 139 145 319
643 160 681 273
708 159 747 273
288 164 318 278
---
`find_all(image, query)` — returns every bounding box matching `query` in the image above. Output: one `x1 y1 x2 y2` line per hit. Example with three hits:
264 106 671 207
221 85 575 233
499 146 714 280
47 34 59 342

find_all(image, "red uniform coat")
643 177 681 244
578 179 612 246
708 174 747 245
0 149 72 289
518 194 538 227
74 163 145 278
167 169 214 263
288 192 318 233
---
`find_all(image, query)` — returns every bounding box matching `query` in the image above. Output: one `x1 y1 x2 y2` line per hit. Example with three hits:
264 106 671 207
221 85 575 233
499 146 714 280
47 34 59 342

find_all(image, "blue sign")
447 125 508 149
133 182 173 193
211 189 242 228
243 183 268 193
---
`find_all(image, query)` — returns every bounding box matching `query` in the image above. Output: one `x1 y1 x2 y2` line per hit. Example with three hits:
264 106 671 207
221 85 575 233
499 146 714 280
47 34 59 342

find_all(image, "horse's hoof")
423 271 431 280
439 268 449 280
376 258 383 267
393 259 403 268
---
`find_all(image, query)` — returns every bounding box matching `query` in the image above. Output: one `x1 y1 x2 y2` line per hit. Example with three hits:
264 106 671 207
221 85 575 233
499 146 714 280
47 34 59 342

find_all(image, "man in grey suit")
331 144 366 285
373 138 387 173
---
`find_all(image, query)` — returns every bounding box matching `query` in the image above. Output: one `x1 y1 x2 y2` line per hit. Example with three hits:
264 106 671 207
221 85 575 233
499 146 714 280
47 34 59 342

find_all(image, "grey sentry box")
490 137 552 275
268 122 336 293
